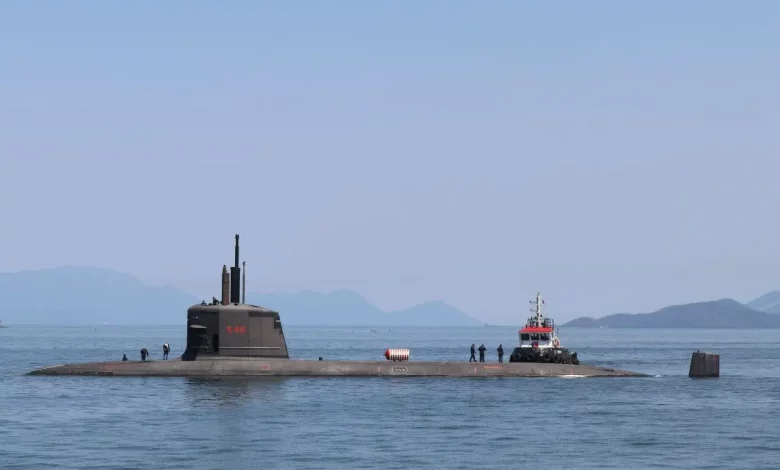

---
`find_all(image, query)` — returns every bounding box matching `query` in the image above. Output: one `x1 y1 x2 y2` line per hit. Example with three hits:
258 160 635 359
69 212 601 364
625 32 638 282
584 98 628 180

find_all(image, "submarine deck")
28 357 648 378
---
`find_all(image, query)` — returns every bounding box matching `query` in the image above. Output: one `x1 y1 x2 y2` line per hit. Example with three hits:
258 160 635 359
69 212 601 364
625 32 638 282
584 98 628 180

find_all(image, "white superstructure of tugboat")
517 292 558 349
509 292 579 364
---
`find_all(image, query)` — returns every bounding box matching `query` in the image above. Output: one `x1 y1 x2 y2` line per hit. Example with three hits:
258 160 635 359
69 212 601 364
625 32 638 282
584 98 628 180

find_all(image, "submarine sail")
183 234 289 360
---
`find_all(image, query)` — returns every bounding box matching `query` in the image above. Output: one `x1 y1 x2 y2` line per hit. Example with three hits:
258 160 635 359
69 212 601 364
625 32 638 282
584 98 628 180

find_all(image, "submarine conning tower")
183 234 290 361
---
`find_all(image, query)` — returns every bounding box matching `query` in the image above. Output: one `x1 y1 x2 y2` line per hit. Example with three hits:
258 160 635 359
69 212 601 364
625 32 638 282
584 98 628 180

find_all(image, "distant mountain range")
5 265 780 328
563 296 780 328
247 290 480 326
745 291 780 314
0 266 482 326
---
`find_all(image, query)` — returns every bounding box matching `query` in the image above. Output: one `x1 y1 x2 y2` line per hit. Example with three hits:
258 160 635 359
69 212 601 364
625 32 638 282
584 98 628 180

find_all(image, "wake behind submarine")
28 235 647 378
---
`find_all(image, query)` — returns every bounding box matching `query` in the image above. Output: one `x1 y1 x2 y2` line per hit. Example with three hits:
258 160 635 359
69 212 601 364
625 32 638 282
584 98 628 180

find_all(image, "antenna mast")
528 292 545 327
242 261 246 304
229 234 241 304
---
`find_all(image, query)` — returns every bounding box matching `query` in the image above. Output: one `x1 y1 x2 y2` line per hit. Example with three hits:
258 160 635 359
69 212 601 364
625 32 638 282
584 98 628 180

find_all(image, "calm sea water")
1 325 779 469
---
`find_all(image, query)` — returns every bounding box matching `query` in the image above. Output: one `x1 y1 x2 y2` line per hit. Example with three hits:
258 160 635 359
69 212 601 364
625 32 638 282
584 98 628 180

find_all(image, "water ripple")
1 326 779 469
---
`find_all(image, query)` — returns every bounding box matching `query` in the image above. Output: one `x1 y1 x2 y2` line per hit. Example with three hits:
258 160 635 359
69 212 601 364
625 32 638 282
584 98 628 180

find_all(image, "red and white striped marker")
384 348 410 361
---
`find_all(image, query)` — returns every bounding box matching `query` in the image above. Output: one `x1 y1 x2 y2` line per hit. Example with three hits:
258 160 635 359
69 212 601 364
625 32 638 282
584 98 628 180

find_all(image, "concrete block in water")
689 351 719 378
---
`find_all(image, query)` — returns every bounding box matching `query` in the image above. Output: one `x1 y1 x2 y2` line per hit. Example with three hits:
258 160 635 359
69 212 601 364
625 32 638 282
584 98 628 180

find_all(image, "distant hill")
0 267 482 326
248 290 481 326
745 291 780 314
563 298 780 328
0 266 199 325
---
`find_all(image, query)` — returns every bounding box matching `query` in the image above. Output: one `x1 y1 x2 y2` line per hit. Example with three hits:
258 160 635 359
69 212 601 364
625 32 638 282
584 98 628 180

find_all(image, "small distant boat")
0 320 6 328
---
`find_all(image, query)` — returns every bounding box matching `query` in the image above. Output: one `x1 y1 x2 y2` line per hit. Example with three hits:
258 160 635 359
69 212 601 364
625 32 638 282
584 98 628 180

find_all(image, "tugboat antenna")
527 292 544 327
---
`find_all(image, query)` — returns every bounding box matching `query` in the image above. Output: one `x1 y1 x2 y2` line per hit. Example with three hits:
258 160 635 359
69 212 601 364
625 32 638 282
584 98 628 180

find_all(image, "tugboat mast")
528 292 545 327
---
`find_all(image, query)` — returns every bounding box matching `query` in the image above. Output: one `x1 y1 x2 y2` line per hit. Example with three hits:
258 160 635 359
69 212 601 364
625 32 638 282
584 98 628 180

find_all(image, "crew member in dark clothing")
140 348 149 361
163 343 170 360
478 344 486 362
122 354 128 361
469 344 477 362
497 344 504 363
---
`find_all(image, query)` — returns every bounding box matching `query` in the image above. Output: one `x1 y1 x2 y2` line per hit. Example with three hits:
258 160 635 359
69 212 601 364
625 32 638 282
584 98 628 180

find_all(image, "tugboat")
508 292 579 365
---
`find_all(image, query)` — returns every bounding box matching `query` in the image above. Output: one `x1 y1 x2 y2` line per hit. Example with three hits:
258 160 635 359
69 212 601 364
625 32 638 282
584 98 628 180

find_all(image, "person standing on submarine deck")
469 344 477 362
497 344 504 363
478 344 486 362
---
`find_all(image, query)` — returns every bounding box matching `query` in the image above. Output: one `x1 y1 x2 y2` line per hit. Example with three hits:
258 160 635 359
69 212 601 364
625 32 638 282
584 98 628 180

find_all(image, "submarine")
28 235 647 378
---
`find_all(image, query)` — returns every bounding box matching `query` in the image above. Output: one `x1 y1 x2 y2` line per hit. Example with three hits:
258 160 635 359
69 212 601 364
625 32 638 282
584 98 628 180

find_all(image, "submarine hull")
28 357 647 378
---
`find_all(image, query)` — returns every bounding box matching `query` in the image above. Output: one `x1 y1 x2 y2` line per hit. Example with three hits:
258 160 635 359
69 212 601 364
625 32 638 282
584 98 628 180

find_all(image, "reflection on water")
183 377 290 407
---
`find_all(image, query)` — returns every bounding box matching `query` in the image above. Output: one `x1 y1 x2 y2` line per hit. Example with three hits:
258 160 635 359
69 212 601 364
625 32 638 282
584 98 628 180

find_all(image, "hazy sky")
1 1 778 324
